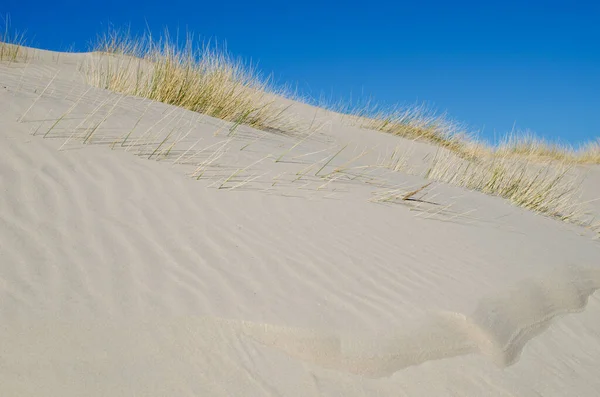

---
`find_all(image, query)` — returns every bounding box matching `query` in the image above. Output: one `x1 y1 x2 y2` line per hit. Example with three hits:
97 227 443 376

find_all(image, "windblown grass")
351 105 469 149
326 99 474 154
350 110 600 165
578 140 600 164
320 94 600 165
0 17 27 62
80 29 302 134
12 24 595 227
425 151 583 222
496 133 600 164
78 28 599 167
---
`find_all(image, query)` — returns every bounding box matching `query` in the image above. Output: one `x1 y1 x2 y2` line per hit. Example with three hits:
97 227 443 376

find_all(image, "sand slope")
1 49 600 396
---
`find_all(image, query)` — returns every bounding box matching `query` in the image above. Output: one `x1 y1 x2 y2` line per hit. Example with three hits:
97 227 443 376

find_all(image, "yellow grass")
353 106 469 150
7 23 596 229
355 114 600 165
323 98 477 157
425 150 583 222
495 133 600 164
80 29 302 134
320 96 600 165
74 28 599 229
578 140 600 163
78 29 599 166
0 18 27 62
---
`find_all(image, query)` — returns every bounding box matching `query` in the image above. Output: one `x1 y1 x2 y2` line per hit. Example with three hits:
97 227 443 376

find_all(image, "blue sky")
3 0 599 145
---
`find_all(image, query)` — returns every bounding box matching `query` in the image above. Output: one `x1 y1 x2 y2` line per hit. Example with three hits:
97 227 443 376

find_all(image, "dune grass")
495 133 600 164
320 97 479 158
77 28 599 167
9 24 597 229
425 150 583 222
80 29 302 134
319 94 600 165
347 103 471 151
0 41 24 62
348 109 600 165
0 18 27 62
578 140 600 164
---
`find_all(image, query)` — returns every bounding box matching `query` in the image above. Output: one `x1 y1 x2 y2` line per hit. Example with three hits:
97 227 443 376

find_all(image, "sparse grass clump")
495 133 600 164
354 106 468 150
496 133 570 160
80 29 300 133
323 95 600 165
0 42 23 62
353 113 600 165
578 140 600 164
425 151 583 222
0 17 27 62
331 100 476 156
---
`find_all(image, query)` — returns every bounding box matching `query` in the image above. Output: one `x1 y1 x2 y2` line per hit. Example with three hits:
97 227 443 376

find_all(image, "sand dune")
1 48 600 396
238 265 600 376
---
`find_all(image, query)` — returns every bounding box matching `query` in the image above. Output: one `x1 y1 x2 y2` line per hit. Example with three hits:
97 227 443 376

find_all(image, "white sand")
1 48 600 396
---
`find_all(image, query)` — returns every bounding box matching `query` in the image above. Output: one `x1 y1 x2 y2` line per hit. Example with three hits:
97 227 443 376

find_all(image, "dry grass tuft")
321 99 478 157
351 105 468 150
495 133 600 164
0 17 27 62
425 150 583 222
577 140 600 164
80 29 302 134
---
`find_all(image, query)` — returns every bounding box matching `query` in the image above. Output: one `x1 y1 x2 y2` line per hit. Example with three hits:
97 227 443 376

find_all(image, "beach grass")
80 29 303 134
0 17 27 62
425 150 583 222
8 25 597 230
495 133 600 164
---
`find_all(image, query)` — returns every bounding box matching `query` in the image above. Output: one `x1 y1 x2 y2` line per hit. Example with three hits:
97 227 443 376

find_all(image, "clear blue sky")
3 0 599 145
